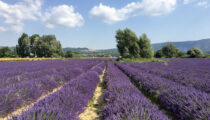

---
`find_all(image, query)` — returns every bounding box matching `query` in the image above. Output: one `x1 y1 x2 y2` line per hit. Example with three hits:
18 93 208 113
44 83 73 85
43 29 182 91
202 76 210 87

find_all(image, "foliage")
29 34 40 55
162 44 178 58
16 33 30 57
116 28 140 58
71 51 83 58
65 50 73 58
96 54 112 58
16 33 64 58
176 51 186 58
187 47 204 58
138 33 153 58
33 35 64 57
65 50 83 58
154 49 163 58
0 47 12 58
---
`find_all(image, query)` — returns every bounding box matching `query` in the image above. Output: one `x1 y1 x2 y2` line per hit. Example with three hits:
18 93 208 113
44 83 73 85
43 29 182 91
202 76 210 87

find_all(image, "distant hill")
62 39 210 56
63 47 119 57
2 38 210 56
152 39 210 53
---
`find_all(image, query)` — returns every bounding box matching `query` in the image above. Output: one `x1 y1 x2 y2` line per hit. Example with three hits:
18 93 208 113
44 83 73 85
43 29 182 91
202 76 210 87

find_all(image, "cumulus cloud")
197 1 209 8
42 5 84 28
89 0 177 24
0 0 42 32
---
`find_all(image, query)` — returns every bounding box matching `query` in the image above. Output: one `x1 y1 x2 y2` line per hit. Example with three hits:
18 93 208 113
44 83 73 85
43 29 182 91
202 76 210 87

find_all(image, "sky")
0 0 210 49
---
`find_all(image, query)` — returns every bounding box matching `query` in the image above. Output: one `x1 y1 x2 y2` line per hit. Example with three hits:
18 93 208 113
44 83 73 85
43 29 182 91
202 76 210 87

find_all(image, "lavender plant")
125 58 210 93
116 63 210 120
12 62 105 120
103 63 169 120
0 59 102 118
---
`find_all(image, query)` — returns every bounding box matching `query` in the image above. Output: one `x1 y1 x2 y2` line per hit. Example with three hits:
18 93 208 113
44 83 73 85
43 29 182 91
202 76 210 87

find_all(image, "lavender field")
0 58 209 120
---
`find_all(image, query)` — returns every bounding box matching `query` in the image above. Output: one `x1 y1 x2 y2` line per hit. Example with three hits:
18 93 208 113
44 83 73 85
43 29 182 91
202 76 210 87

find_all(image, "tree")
0 47 12 57
138 33 153 58
177 51 186 58
65 50 73 58
29 34 40 56
116 28 140 58
162 44 178 58
187 47 203 58
16 33 30 57
154 49 163 58
33 35 64 57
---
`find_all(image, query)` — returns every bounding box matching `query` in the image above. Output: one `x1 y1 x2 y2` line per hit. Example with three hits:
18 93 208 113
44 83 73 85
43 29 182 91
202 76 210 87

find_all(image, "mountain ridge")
63 39 210 56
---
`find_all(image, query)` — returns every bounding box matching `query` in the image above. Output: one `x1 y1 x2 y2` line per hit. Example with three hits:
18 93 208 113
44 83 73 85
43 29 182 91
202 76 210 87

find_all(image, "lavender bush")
125 58 210 93
0 59 101 117
116 63 210 120
103 62 169 120
12 62 105 120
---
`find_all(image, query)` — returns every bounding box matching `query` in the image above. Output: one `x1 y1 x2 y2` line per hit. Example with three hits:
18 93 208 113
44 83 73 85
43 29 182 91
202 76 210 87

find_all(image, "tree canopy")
16 33 30 57
0 47 12 58
139 33 153 58
16 33 64 58
116 28 153 58
187 47 203 58
162 44 178 58
116 28 140 58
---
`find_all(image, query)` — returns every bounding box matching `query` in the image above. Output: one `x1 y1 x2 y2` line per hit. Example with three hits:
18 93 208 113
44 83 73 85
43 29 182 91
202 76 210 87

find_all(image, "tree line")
16 33 64 58
0 33 83 58
0 29 206 58
116 28 205 58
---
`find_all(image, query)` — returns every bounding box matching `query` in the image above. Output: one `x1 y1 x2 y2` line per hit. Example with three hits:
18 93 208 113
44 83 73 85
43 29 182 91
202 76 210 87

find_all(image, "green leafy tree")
177 51 186 58
65 50 73 58
187 47 203 58
16 33 30 57
0 47 12 57
154 49 163 58
33 35 64 57
138 33 153 58
162 44 178 58
116 28 140 58
29 34 40 56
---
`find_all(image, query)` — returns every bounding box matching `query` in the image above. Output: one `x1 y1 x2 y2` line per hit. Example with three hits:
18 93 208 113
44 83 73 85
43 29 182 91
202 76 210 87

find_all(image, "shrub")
187 47 203 58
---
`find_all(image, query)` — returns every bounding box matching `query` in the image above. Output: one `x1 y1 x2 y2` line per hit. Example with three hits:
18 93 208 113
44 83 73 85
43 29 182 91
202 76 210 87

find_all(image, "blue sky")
0 0 210 49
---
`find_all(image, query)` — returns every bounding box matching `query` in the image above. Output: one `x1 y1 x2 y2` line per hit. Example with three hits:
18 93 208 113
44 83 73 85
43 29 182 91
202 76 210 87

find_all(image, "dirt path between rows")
79 66 107 120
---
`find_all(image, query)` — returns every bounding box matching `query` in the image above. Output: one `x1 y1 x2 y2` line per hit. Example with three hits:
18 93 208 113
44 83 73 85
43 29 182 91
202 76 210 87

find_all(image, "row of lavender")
11 62 106 120
116 62 210 120
0 59 102 118
126 58 210 93
0 59 102 88
102 63 169 120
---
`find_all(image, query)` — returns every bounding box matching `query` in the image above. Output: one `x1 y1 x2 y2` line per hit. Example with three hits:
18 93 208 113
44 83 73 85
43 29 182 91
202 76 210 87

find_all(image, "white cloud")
0 0 42 33
42 5 84 28
89 0 177 24
89 3 128 24
197 1 209 7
